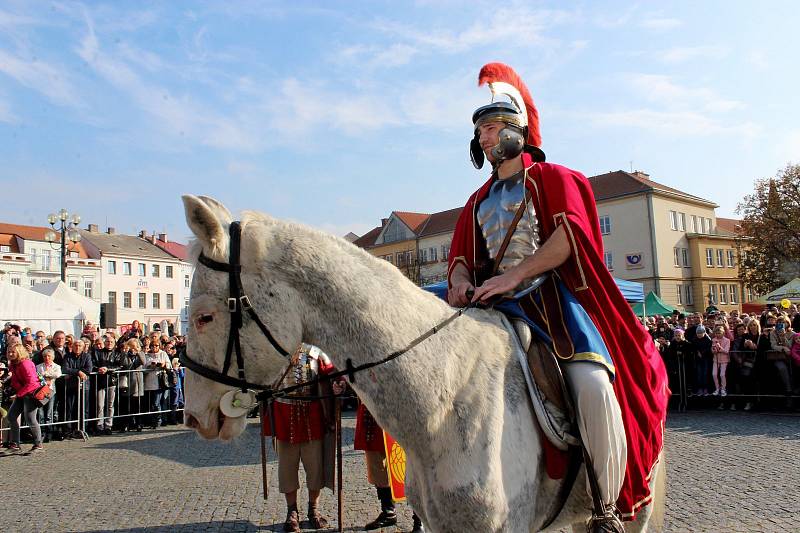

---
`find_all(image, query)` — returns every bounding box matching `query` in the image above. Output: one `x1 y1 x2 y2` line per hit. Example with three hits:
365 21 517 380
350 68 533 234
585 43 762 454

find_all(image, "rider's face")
477 121 504 162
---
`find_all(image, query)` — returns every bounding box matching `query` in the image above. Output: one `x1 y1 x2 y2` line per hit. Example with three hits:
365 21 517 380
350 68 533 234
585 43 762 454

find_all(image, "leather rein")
179 220 479 404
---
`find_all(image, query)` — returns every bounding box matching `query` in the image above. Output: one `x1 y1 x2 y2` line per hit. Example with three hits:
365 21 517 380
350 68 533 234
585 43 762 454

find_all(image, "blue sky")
1 1 798 241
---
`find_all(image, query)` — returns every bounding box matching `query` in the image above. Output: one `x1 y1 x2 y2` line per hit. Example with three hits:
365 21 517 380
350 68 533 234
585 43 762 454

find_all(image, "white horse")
181 195 664 533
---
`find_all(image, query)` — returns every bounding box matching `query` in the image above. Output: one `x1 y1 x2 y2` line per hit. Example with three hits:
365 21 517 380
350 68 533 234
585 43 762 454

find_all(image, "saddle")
501 314 580 451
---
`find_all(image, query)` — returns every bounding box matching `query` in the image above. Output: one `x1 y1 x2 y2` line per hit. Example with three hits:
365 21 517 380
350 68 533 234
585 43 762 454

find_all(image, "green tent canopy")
631 291 677 316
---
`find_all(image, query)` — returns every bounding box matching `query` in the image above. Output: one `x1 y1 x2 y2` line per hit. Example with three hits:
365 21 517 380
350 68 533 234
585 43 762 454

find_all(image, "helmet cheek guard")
490 125 525 163
470 135 485 169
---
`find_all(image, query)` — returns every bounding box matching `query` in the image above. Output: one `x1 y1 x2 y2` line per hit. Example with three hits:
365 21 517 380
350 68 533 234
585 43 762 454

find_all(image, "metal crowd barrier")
1 368 184 443
669 349 798 412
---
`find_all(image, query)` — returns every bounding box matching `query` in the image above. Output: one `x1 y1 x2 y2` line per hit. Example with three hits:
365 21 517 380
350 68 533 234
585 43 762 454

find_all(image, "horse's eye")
195 314 214 328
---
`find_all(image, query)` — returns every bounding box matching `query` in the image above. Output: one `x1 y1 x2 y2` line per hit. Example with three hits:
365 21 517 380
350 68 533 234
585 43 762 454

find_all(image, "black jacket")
62 351 93 389
92 348 124 389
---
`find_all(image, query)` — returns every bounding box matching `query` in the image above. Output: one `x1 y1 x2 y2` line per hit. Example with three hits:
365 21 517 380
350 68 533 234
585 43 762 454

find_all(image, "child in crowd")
711 325 731 396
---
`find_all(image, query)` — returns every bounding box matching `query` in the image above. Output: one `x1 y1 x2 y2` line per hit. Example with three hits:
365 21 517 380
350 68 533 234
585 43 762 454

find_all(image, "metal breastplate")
276 344 326 404
476 172 541 274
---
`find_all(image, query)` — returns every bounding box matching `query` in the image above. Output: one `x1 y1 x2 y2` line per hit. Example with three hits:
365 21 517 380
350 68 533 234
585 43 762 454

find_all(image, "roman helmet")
470 63 545 169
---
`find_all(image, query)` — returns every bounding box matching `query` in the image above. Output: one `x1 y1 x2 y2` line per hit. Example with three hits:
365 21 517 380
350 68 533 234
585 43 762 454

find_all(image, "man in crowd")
92 335 123 435
61 338 92 438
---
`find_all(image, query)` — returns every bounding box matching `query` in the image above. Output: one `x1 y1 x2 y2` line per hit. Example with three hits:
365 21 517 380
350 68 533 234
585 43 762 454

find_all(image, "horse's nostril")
184 414 199 429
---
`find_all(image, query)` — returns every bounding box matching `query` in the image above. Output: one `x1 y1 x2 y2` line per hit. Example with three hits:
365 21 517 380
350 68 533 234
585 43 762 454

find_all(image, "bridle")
179 221 293 396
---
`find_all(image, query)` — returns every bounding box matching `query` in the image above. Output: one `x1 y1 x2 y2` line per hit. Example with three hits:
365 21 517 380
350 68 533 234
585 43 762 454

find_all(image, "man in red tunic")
448 63 669 530
264 343 336 532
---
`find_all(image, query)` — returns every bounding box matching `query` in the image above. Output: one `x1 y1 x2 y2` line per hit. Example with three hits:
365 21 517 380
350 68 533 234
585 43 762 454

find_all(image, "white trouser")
562 361 626 505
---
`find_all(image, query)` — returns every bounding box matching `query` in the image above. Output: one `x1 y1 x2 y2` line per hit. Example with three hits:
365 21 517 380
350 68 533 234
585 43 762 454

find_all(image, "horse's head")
181 195 303 441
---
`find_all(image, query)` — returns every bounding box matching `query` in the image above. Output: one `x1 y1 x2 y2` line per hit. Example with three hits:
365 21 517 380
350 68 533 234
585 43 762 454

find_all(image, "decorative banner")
625 252 644 269
383 432 406 502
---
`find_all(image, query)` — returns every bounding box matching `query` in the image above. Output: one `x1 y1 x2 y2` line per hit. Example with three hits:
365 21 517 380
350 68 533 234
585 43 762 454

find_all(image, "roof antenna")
629 160 633 173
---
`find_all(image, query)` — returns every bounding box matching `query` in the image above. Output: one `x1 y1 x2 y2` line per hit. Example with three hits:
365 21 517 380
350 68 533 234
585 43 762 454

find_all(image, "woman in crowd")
117 338 146 432
35 348 62 442
692 325 713 396
731 322 759 411
711 325 731 397
767 315 793 408
142 339 170 429
665 328 693 406
4 343 44 452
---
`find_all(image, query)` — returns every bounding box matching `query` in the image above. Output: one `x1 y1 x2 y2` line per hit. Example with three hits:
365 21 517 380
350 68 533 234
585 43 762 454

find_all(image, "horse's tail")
648 451 667 533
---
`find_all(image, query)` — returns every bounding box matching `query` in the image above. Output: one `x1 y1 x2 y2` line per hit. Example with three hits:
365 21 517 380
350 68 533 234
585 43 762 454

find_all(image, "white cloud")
0 95 16 123
627 74 745 113
586 109 759 138
0 48 83 108
659 45 728 64
640 16 682 30
776 130 800 164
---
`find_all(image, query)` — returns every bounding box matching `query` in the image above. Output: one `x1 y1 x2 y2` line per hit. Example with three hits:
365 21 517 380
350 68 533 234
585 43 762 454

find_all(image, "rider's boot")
587 503 625 533
410 512 425 532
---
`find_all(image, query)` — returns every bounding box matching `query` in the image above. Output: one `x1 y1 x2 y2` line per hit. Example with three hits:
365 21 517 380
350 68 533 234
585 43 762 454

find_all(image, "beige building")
589 171 747 312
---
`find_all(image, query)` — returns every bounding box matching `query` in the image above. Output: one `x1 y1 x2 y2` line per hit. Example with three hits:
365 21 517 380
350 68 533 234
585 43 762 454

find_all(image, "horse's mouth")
184 408 243 442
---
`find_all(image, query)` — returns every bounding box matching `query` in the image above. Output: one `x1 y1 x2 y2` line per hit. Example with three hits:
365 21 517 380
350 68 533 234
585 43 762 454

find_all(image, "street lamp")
45 209 82 283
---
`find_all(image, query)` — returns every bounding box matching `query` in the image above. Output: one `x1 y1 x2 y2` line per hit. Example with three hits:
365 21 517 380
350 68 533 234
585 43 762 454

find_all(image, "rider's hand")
332 381 347 395
448 281 475 307
472 270 523 303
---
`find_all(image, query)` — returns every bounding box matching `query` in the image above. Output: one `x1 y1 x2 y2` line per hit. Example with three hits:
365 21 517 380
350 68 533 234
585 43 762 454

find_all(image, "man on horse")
447 63 669 531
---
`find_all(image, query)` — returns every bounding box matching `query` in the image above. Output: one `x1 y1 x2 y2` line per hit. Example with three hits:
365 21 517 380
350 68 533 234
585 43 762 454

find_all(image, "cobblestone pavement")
0 410 797 532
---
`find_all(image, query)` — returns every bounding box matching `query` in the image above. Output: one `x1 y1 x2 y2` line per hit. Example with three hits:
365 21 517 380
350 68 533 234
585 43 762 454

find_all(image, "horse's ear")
197 196 233 224
183 195 226 249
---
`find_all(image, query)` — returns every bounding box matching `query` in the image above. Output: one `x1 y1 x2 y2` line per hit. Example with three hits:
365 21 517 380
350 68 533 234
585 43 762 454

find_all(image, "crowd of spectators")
0 319 186 452
646 304 800 411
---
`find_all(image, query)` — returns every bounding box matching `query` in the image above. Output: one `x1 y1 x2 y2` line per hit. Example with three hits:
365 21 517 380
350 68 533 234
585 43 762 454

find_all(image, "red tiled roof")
418 207 463 237
716 217 741 235
0 222 92 258
394 211 430 232
352 226 382 249
154 239 189 261
588 170 716 206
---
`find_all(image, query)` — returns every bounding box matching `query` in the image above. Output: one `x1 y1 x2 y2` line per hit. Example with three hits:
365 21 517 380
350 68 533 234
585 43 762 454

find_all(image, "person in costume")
352 401 424 532
447 63 669 530
264 343 337 532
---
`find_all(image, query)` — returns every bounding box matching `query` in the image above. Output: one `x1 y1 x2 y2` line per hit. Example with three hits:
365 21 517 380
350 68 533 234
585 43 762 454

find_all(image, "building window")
69 279 78 291
430 247 437 262
599 215 611 235
690 215 697 233
673 248 680 267
706 249 713 267
729 285 738 304
108 260 116 274
419 248 428 264
30 279 36 287
138 263 146 276
151 264 160 277
716 249 724 267
108 291 116 305
68 251 79 258
681 248 690 267
123 292 132 308
719 284 728 304
704 218 712 234
669 210 677 231
677 284 683 305
710 284 718 304
10 276 20 286
441 244 449 261
0 245 10 252
685 285 694 305
678 212 686 231
152 293 160 309
123 262 132 275
42 250 52 271
30 248 37 264
604 251 613 271
184 274 190 288
84 280 93 298
165 265 173 278
166 293 174 309
726 250 735 267
138 293 146 309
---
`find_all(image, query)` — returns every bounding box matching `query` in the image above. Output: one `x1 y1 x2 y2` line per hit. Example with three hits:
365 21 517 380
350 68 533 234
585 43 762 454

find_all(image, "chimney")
106 227 115 235
632 170 650 180
87 224 99 233
381 218 389 227
139 230 147 239
158 232 167 243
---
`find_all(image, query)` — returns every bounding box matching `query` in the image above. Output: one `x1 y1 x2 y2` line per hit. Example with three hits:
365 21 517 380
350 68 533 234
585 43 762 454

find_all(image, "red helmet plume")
478 62 541 148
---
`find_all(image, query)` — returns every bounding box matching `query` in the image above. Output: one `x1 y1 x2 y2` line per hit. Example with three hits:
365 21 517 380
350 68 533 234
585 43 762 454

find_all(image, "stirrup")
364 509 397 530
586 504 625 533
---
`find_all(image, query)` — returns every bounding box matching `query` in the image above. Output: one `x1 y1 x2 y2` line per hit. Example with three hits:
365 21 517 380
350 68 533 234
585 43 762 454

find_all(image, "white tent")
0 282 85 335
30 280 100 325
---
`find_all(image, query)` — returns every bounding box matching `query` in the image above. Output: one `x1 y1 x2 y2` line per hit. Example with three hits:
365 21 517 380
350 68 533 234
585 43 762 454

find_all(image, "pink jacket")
791 334 800 367
9 359 40 398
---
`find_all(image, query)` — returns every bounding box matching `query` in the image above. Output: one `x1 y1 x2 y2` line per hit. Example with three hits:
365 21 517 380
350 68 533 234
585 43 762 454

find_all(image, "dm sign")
625 252 644 270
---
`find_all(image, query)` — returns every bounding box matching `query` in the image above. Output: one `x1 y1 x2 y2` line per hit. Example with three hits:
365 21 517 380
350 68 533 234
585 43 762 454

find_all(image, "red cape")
448 156 669 519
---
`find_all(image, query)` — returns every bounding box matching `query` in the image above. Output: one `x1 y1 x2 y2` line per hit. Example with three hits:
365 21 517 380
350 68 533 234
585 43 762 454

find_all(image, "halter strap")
180 221 292 393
